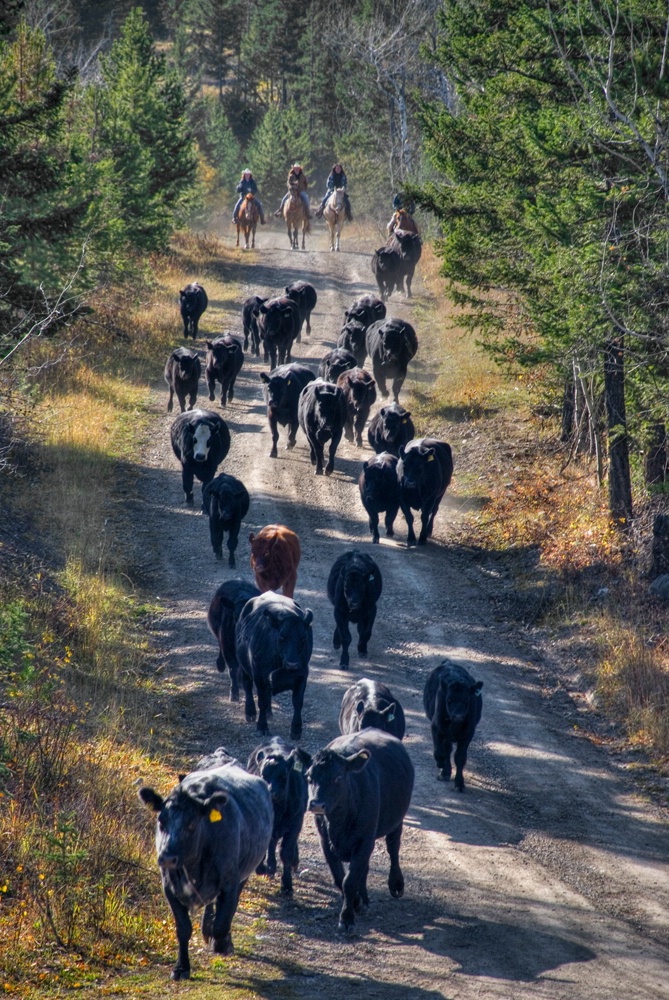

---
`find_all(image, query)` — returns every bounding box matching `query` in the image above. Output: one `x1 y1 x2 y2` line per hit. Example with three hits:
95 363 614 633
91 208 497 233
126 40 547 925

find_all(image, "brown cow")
249 525 301 598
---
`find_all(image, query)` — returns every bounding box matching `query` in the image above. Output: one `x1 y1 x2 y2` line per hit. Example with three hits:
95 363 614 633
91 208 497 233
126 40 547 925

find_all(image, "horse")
323 187 346 252
388 207 419 237
236 193 260 250
283 183 310 250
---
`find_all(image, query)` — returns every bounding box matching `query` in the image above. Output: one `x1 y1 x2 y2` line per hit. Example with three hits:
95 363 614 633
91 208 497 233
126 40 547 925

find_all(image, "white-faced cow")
138 764 272 979
205 334 244 408
179 282 208 339
247 737 312 896
164 347 202 414
339 678 406 740
423 661 483 791
306 729 414 933
397 437 453 546
170 409 231 506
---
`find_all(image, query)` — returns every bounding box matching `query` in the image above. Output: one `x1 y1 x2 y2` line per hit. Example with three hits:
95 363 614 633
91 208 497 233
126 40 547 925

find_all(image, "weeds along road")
135 222 669 999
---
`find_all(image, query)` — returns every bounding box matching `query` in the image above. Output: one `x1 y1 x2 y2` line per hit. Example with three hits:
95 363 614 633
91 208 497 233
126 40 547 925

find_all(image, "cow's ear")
256 750 265 762
426 448 436 462
346 749 371 772
473 681 483 695
178 773 187 783
304 609 313 627
259 372 270 384
398 445 405 459
355 700 365 717
204 791 229 820
249 532 256 543
139 787 164 812
206 340 214 349
362 460 369 470
381 702 396 720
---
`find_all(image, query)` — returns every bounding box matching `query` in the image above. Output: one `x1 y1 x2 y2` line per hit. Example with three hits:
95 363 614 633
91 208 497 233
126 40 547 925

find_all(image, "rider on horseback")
274 164 311 217
232 169 266 224
314 163 352 221
387 191 416 234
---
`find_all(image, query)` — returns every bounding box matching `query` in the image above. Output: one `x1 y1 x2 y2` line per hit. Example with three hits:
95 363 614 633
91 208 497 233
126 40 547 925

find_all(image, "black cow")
318 347 357 383
236 592 314 740
358 452 400 544
371 246 403 301
423 661 483 791
179 282 208 339
337 367 377 447
207 579 260 701
194 746 238 770
365 318 418 403
386 229 423 298
247 737 312 896
339 678 406 740
345 294 386 327
257 297 301 368
337 319 368 368
242 294 267 355
139 764 272 979
397 437 453 546
170 409 231 505
285 280 317 339
164 347 201 414
367 403 415 456
298 379 347 476
202 473 250 566
259 362 316 458
306 729 414 932
205 334 244 408
327 550 382 668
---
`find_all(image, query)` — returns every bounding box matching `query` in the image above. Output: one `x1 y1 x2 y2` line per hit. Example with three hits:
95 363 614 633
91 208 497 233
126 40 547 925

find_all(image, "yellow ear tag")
209 808 222 823
402 418 408 423
427 454 435 462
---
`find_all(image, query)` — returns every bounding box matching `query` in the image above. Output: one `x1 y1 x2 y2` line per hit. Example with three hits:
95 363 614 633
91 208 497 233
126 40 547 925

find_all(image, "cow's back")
329 730 413 836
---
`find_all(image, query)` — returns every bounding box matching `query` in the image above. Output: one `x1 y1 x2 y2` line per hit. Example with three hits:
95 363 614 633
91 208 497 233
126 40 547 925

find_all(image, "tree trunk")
604 338 633 527
643 422 667 487
560 374 574 442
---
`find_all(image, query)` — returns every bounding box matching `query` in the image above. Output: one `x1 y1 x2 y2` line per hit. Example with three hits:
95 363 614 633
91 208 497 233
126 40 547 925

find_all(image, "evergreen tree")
246 100 312 204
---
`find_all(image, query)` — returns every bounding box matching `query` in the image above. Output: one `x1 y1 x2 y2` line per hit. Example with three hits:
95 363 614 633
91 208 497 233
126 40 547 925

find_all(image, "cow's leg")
427 496 444 538
399 499 416 546
269 414 279 458
289 676 306 740
282 568 297 600
453 738 471 792
344 416 354 442
182 467 195 505
269 344 278 369
228 374 237 402
227 656 240 702
187 387 197 411
279 825 300 895
286 418 298 450
357 606 376 657
432 722 452 781
375 367 389 399
418 503 432 545
385 504 399 537
334 608 352 668
255 675 272 735
201 902 215 942
165 887 192 980
368 507 380 544
354 412 365 447
315 814 345 890
391 376 405 404
210 514 224 561
386 823 405 897
210 885 239 956
340 844 373 932
167 385 175 413
305 311 311 336
227 522 240 568
207 372 217 402
325 429 342 476
261 835 278 876
313 440 325 475
242 667 256 722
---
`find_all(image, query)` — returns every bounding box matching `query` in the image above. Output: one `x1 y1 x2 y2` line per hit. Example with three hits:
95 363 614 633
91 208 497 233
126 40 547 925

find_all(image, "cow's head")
139 781 230 871
271 607 313 671
356 699 398 734
440 674 484 724
252 746 312 805
342 562 377 612
381 403 411 438
399 442 435 489
173 350 198 375
306 747 371 815
192 420 217 462
260 371 293 407
361 454 397 502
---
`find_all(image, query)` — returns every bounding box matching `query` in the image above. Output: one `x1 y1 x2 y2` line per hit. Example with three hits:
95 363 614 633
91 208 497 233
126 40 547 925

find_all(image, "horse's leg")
251 224 256 249
301 216 306 250
235 224 240 248
336 221 341 252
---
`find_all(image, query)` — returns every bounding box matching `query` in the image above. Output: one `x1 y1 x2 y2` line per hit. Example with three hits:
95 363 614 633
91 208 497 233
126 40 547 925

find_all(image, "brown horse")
236 193 260 250
323 186 346 252
283 185 310 250
387 207 419 237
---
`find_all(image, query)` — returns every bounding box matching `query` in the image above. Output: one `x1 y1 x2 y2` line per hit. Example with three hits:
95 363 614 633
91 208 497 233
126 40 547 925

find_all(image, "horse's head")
244 192 255 202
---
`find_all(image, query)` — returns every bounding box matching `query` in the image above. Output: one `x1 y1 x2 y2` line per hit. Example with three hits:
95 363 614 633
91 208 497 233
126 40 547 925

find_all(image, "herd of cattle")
140 276 483 980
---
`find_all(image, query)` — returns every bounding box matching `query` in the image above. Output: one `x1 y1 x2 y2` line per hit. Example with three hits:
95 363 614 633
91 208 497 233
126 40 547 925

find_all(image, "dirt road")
137 223 668 999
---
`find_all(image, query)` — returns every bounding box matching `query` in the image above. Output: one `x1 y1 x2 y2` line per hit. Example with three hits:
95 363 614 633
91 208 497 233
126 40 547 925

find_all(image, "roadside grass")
414 246 668 776
0 232 278 995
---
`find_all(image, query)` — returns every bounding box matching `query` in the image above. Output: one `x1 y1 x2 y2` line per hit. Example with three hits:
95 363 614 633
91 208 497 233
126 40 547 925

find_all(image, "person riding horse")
315 163 352 221
232 169 266 225
275 164 311 217
387 191 416 235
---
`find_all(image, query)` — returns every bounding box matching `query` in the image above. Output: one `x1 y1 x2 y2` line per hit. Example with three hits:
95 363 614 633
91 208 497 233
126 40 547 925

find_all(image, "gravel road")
135 223 669 999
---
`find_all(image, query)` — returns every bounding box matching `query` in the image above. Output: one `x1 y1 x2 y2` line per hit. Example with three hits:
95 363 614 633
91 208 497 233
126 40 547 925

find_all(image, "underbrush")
417 247 669 778
0 232 262 993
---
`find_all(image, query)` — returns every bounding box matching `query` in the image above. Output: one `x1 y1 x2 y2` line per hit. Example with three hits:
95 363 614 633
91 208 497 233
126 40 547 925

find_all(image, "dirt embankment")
133 225 668 1000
